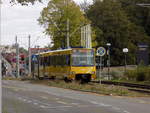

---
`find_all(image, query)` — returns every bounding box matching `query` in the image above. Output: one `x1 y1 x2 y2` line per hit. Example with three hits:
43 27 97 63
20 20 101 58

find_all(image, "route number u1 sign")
96 47 106 56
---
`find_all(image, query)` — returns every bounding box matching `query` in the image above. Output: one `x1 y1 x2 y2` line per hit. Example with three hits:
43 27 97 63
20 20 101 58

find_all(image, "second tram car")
32 48 96 82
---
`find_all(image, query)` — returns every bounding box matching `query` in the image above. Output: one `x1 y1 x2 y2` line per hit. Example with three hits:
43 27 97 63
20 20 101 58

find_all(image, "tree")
38 0 89 49
10 0 41 5
87 0 149 65
118 0 150 36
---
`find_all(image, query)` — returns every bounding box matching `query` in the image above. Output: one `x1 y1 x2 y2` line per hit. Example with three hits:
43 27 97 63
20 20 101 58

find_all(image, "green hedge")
125 66 150 82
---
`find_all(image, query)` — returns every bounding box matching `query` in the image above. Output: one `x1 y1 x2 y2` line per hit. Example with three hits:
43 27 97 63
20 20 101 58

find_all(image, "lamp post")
136 3 150 7
123 48 128 73
106 43 111 80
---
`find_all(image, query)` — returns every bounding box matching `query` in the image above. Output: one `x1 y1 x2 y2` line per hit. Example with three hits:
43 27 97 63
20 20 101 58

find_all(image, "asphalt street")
2 80 150 113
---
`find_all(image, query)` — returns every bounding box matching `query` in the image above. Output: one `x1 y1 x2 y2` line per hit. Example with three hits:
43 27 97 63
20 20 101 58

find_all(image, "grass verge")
29 79 150 97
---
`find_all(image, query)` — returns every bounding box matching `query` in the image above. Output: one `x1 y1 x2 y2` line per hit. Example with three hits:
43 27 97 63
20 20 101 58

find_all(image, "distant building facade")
0 45 16 53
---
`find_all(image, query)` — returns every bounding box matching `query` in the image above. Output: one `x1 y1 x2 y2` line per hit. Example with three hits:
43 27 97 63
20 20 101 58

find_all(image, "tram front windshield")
72 49 94 66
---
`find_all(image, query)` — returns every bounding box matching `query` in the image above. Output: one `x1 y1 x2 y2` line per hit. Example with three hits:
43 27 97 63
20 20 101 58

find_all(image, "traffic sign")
96 47 106 56
32 55 38 62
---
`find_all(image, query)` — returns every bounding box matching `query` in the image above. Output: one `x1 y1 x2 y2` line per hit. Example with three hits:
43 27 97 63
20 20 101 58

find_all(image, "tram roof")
35 48 93 55
35 48 72 55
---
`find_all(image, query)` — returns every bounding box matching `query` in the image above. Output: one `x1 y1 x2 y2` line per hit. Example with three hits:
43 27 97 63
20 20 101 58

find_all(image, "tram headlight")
91 71 95 74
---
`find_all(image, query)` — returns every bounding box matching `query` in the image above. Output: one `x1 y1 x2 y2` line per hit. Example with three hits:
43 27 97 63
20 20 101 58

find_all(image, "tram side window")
47 56 49 66
66 55 70 66
51 56 53 66
53 56 55 66
44 57 46 66
40 57 43 66
48 56 51 66
55 55 59 66
61 55 65 66
45 57 49 66
48 54 70 66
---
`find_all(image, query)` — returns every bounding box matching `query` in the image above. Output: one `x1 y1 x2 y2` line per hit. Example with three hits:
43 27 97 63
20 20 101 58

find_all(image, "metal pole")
67 19 70 48
28 35 31 76
0 1 2 110
108 47 110 80
0 44 1 113
16 36 20 78
124 53 127 73
99 56 102 84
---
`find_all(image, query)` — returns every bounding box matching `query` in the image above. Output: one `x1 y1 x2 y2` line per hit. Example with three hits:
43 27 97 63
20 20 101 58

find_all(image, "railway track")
92 80 150 94
92 81 150 90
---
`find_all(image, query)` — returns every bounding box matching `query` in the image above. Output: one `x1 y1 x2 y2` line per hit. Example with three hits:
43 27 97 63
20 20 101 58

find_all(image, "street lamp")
123 48 128 73
106 43 111 80
136 3 150 7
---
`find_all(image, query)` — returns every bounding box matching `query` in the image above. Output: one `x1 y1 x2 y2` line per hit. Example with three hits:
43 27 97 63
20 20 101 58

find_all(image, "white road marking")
34 103 38 105
23 99 27 102
40 105 47 108
90 101 111 107
90 101 98 105
123 110 130 113
90 101 130 113
71 103 80 105
40 96 48 100
58 106 72 108
112 107 121 111
27 100 32 103
99 103 111 107
57 101 68 105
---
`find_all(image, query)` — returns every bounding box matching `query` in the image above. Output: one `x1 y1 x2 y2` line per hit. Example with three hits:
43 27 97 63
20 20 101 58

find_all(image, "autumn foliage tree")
38 0 89 49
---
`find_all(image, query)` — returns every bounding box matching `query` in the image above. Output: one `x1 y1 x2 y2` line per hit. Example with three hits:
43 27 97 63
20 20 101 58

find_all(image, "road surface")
2 80 150 113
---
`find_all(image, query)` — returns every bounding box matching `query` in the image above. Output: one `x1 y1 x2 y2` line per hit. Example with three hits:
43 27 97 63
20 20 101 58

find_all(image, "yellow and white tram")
32 48 96 82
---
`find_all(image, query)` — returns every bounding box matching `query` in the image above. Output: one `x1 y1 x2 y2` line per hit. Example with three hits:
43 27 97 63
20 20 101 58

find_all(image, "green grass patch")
30 79 149 97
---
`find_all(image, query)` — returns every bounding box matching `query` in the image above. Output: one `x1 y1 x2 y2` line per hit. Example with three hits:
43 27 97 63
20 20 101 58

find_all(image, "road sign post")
96 47 106 84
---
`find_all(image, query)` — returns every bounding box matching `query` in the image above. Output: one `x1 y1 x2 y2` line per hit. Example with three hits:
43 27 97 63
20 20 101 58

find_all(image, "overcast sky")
1 0 92 49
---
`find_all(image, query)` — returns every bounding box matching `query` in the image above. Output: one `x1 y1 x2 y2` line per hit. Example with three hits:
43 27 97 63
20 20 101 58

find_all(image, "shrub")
110 71 122 80
125 64 150 82
125 70 137 81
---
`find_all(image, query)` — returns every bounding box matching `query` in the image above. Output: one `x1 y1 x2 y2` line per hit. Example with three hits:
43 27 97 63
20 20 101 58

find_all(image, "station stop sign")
96 47 106 56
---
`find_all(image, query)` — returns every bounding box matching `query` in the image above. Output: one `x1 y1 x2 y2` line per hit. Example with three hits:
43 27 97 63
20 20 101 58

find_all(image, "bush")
110 71 122 80
125 66 150 82
125 70 137 81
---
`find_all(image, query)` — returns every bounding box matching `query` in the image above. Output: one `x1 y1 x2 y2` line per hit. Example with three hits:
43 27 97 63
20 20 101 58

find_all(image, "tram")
32 48 96 82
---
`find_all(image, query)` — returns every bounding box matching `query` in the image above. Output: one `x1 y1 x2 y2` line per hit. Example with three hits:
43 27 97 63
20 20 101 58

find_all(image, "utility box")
137 44 149 65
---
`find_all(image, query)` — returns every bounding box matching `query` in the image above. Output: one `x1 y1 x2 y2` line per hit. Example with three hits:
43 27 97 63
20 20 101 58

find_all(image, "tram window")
60 55 63 66
63 55 66 66
55 55 57 66
46 57 49 66
40 57 43 66
66 55 70 66
46 56 49 66
59 55 62 66
62 55 65 66
51 56 54 66
59 55 63 66
49 56 51 66
44 57 46 66
53 55 56 66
